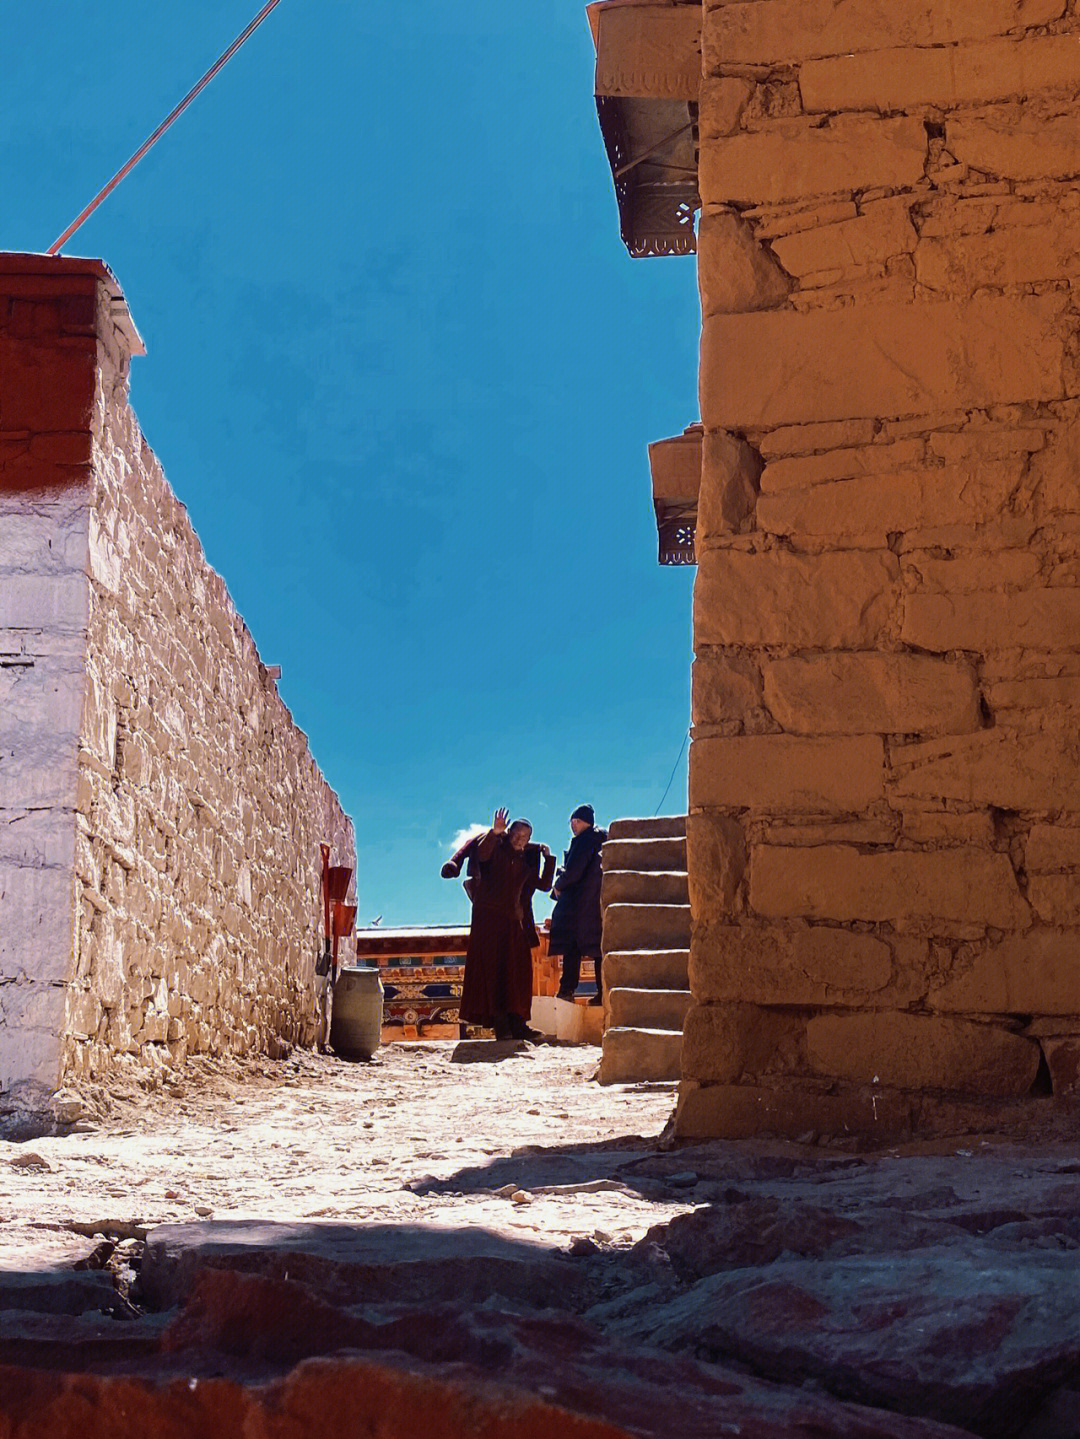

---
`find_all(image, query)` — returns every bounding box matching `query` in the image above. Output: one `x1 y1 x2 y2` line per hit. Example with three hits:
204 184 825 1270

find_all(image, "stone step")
607 987 692 1032
606 815 686 841
598 1026 682 1084
604 950 690 991
603 903 691 954
601 870 689 908
602 837 687 873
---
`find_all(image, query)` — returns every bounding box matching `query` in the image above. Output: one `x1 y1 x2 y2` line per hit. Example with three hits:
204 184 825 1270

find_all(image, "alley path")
4 1042 1080 1436
2 1041 686 1274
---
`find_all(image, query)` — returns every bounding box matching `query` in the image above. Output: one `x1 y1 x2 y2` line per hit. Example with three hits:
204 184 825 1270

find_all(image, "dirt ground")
1 1040 686 1275
4 1040 1080 1437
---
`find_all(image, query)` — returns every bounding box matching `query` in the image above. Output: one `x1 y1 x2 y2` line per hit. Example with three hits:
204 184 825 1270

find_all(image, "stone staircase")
598 816 690 1084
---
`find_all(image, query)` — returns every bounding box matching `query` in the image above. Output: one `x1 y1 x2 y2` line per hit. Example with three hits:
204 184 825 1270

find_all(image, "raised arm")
476 807 509 860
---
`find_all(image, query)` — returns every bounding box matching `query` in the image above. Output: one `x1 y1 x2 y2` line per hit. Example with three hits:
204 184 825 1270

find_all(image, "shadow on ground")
4 1127 1080 1437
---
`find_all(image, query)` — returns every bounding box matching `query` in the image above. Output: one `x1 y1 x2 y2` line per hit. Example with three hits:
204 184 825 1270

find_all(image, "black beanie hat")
571 804 595 825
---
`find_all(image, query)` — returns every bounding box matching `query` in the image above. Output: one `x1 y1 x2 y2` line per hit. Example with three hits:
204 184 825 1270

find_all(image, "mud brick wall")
0 256 354 1115
677 0 1080 1139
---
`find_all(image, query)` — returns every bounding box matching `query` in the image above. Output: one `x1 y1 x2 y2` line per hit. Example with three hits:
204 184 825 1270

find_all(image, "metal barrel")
329 966 384 1060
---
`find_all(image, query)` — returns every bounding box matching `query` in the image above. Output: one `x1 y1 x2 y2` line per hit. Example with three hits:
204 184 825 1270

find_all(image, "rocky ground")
2 1041 1079 1438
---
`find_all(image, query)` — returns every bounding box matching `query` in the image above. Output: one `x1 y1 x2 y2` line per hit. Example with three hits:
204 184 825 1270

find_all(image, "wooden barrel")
330 966 384 1060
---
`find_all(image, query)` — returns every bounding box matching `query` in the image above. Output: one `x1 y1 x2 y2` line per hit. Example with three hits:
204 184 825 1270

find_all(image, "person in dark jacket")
547 804 607 1004
459 809 555 1040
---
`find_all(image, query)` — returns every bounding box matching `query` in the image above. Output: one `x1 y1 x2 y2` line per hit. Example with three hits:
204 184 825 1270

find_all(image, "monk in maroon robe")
460 808 554 1040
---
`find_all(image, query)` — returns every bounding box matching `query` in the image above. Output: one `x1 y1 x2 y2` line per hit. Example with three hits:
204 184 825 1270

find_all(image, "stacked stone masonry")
0 256 354 1115
673 0 1080 1137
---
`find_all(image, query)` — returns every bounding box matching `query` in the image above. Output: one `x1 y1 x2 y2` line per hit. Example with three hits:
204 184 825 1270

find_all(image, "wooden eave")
589 0 702 257
649 424 701 565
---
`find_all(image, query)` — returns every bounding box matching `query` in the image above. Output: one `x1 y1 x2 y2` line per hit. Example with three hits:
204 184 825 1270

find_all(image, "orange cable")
48 0 283 254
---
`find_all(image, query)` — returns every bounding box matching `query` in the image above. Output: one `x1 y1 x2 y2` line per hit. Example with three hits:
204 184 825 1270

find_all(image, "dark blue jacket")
547 826 606 957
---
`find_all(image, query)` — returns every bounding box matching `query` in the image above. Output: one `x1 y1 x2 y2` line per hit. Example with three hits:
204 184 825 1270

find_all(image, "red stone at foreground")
0 1267 971 1439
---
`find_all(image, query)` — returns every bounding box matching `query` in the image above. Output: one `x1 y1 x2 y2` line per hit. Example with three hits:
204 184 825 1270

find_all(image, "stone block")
696 430 761 543
704 0 1063 68
0 497 89 569
691 735 885 813
805 1011 1040 1095
673 1078 915 1141
749 844 1030 930
900 810 994 846
916 221 1080 295
1 982 69 1033
982 660 1080 711
0 573 89 631
602 836 687 873
757 461 1024 544
1030 424 1080 517
689 921 924 1007
761 815 899 845
686 812 745 921
87 510 121 594
903 549 1041 594
0 661 85 735
0 1024 65 1092
604 950 690 991
65 988 102 1041
1042 1036 1080 1094
760 438 925 495
603 903 691 952
30 431 94 465
901 588 1080 654
0 335 96 445
681 1001 802 1084
769 198 916 282
699 115 926 209
598 1025 682 1083
692 653 763 725
1027 825 1080 872
602 870 689 907
0 807 77 869
1028 875 1080 927
699 76 754 138
608 987 691 1032
891 730 1080 811
948 108 1080 181
802 35 1080 116
761 653 980 736
700 295 1067 431
694 547 898 649
697 210 791 318
0 863 76 982
758 418 878 459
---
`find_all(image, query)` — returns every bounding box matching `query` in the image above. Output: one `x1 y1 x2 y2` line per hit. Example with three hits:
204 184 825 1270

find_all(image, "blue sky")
5 1 699 924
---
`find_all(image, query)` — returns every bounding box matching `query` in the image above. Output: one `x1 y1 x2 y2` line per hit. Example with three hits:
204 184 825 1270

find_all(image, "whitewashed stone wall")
0 256 355 1115
0 489 90 1104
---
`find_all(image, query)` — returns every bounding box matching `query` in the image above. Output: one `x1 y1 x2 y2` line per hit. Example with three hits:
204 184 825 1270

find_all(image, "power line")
48 0 284 255
654 727 690 817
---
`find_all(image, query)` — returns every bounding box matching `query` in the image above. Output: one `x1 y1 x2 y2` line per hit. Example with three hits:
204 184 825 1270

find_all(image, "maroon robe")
459 830 554 1027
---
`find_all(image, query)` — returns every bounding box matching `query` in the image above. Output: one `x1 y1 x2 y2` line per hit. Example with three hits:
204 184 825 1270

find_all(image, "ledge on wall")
588 0 701 257
648 423 701 565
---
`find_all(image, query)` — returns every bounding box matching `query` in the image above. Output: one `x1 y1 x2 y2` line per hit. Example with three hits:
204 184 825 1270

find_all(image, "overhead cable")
48 0 284 254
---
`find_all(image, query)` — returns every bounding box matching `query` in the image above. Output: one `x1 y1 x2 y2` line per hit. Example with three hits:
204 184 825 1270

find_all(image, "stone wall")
0 256 354 1117
677 0 1080 1138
